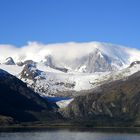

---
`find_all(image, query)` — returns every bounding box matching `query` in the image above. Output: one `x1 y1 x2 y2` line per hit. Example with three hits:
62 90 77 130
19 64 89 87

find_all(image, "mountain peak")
19 64 41 80
0 42 140 71
129 61 140 68
4 57 15 65
44 55 54 67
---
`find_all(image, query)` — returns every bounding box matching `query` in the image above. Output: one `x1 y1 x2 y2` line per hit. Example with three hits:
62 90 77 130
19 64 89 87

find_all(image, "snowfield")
1 61 140 98
0 64 23 76
1 41 140 108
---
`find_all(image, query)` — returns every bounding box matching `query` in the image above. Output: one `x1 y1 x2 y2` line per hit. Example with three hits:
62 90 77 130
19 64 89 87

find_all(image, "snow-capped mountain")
1 41 140 98
1 42 140 72
72 49 124 73
1 59 140 98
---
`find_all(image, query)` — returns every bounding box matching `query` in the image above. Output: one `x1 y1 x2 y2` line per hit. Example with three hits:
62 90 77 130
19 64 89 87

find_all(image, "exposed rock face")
19 64 41 80
44 55 54 67
0 69 58 123
23 60 36 66
129 61 140 68
61 71 140 126
18 64 73 97
74 49 123 73
4 57 15 65
16 60 36 67
44 55 68 73
16 61 24 66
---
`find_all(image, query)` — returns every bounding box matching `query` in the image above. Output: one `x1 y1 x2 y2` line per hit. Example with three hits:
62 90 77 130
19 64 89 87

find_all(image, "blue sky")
0 0 140 48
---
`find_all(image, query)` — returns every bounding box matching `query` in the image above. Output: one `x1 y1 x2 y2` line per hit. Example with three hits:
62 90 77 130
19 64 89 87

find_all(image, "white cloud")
0 41 140 65
0 41 96 63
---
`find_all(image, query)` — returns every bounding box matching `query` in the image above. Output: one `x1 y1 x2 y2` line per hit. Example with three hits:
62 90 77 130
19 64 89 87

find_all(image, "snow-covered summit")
1 42 140 73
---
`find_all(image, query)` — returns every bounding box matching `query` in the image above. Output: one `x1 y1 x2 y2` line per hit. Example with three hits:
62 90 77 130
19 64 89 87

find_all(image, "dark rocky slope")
0 69 59 124
61 71 140 126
